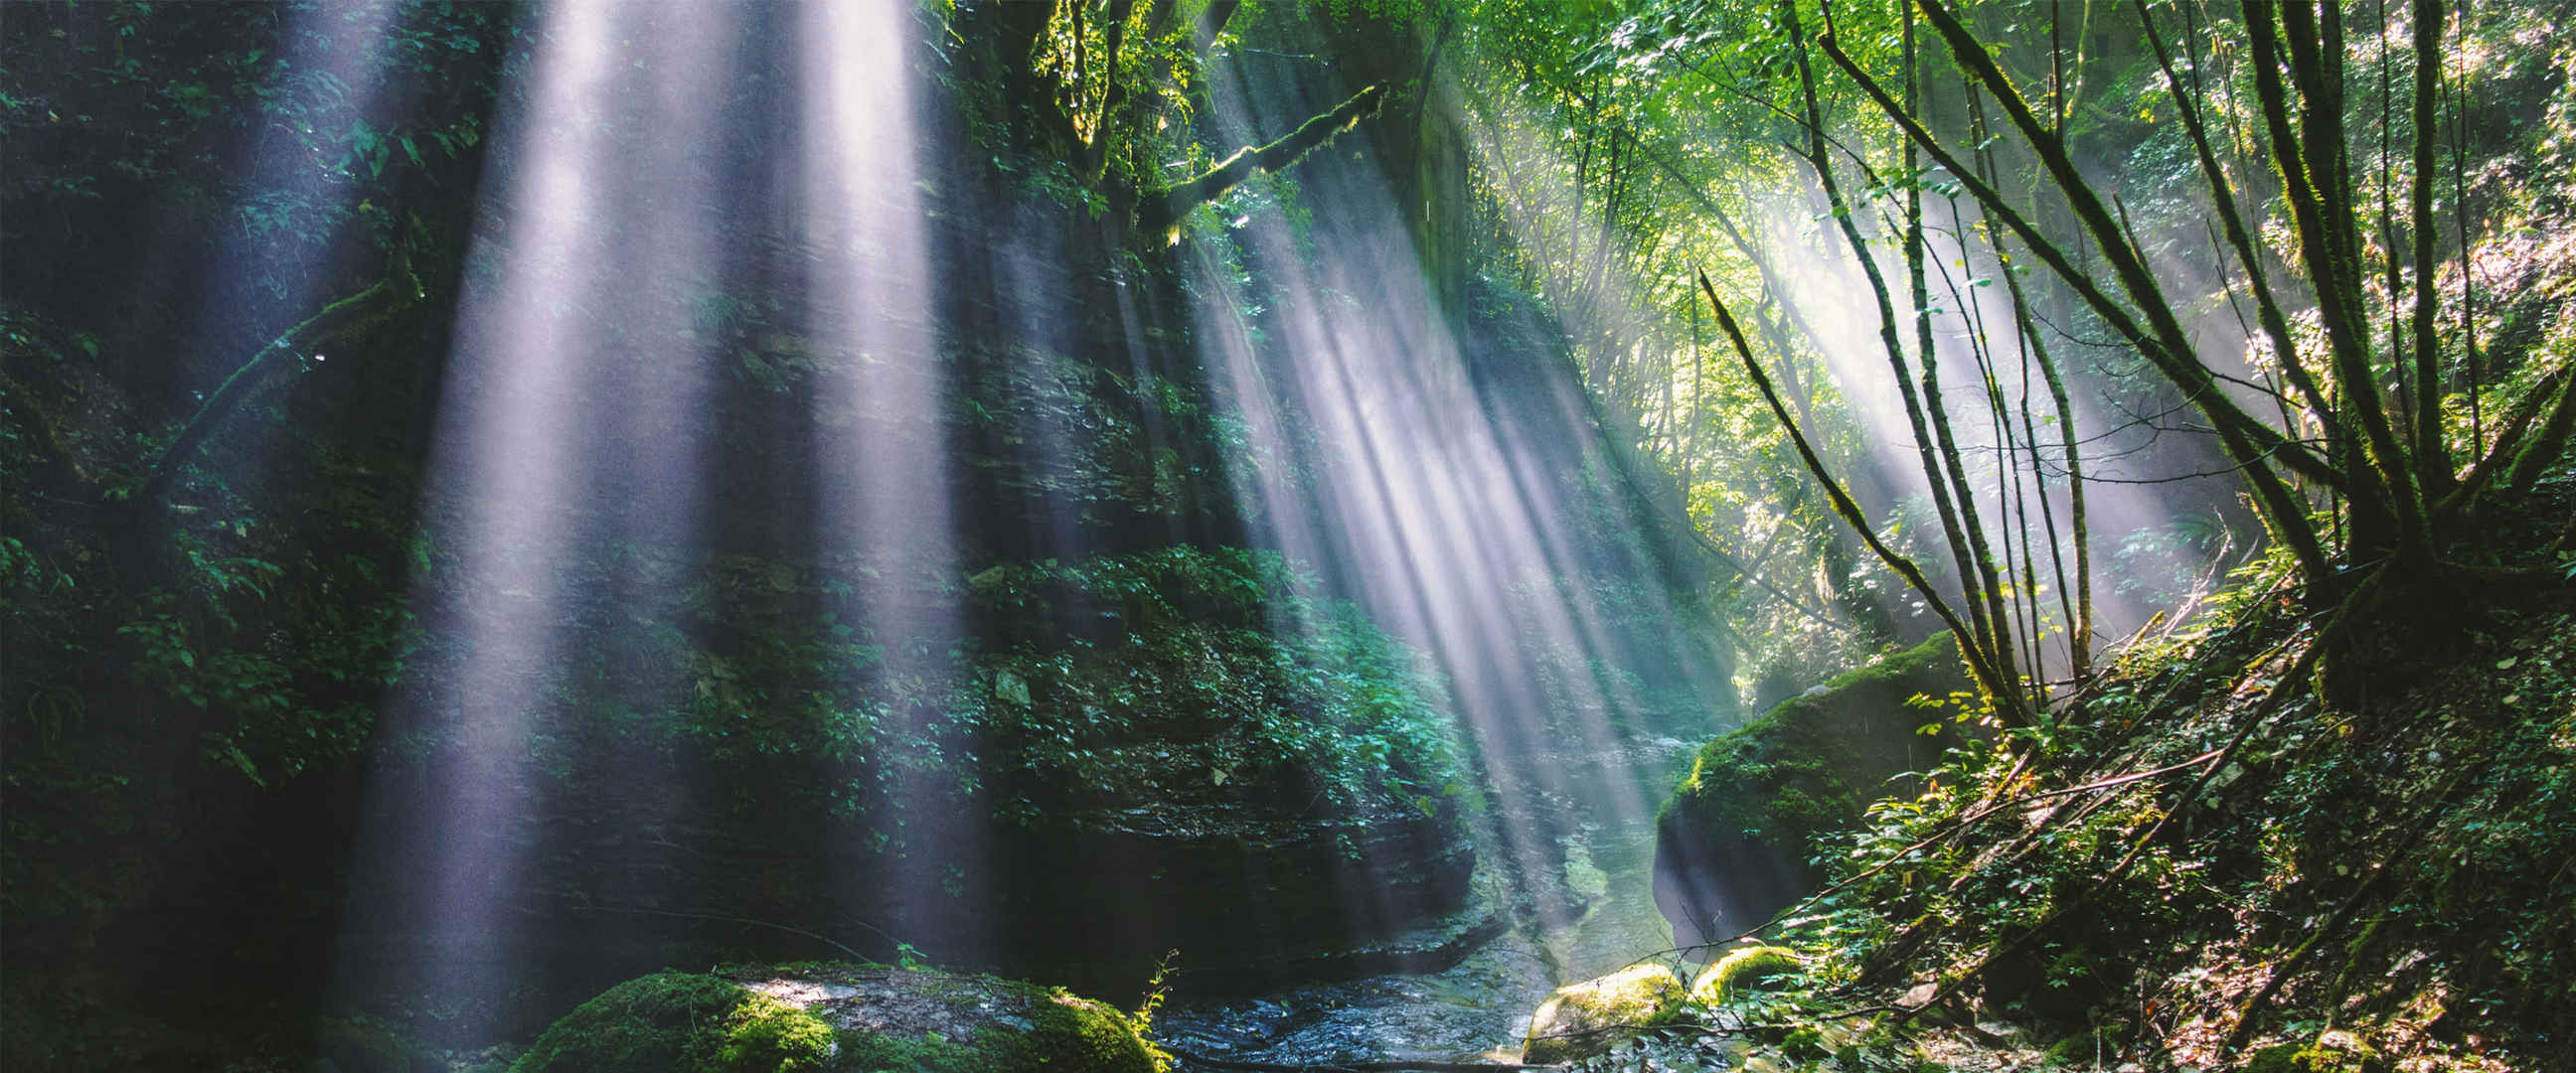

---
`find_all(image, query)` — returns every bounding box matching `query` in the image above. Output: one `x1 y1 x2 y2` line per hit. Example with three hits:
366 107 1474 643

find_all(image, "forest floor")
1555 499 2576 1072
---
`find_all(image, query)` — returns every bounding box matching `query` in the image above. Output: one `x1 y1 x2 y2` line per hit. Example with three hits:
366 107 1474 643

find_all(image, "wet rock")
998 797 1479 991
513 964 1166 1073
1654 632 1972 947
1519 963 1685 1065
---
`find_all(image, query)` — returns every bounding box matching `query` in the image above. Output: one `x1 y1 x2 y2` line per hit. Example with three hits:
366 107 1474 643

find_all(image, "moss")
313 1014 432 1073
1687 945 1801 1004
1521 963 1686 1065
1663 630 1971 868
509 972 836 1073
2243 1031 2383 1073
834 989 1163 1073
2041 1021 2132 1067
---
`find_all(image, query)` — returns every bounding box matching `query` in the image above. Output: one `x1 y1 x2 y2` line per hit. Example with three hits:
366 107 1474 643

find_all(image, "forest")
2 0 2571 1070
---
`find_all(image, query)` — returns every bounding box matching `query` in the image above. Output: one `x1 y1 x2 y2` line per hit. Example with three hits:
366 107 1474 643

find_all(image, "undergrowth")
1591 520 2575 1072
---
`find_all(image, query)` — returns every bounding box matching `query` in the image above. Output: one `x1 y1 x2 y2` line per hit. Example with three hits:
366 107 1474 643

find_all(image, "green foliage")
978 545 1465 826
513 543 1463 862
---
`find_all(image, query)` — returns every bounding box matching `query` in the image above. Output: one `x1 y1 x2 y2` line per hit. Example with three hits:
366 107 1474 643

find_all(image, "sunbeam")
18 2 2566 1070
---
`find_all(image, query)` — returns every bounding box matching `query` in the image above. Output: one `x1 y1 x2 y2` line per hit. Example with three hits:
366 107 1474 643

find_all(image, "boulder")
510 972 836 1073
1687 945 1800 1005
2246 1029 2383 1073
1520 963 1685 1065
512 964 1167 1073
1654 632 1972 947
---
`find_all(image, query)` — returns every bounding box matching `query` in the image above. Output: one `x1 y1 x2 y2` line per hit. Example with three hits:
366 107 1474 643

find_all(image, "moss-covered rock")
1687 945 1800 1005
2245 1029 2385 1073
2041 1020 2133 1068
1653 632 1971 946
313 1013 438 1073
828 989 1161 1073
1520 963 1686 1065
510 972 836 1073
739 962 1164 1073
513 965 1168 1073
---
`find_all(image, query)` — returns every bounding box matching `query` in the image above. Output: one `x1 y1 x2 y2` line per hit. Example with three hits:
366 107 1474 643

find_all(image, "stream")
1157 791 1687 1069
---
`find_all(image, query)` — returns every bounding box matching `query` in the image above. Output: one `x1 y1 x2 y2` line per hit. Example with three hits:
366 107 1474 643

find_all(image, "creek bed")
1156 809 1684 1070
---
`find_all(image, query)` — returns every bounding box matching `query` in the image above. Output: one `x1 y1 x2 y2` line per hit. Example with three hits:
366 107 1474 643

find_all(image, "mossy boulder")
1653 632 1971 946
1687 945 1801 1005
313 1014 441 1073
1520 963 1686 1065
510 972 836 1072
513 965 1167 1073
2246 1029 2385 1073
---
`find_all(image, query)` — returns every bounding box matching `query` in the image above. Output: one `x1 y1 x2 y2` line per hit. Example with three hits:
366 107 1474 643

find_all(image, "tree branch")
1701 271 2023 723
1147 83 1386 241
131 249 419 509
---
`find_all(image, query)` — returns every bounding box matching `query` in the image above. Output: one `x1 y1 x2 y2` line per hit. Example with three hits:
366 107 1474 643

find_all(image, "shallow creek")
1157 811 1685 1069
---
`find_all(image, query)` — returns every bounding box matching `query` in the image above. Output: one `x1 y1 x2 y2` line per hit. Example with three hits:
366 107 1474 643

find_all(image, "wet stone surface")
1159 814 1685 1069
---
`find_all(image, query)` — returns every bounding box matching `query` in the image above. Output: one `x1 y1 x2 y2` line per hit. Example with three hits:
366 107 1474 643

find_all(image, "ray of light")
341 0 741 1036
1188 51 1736 980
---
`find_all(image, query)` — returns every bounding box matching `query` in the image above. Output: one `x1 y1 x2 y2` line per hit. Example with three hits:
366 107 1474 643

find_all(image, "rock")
1520 963 1686 1065
512 964 1167 1073
1654 632 1973 947
311 1014 438 1073
995 795 1477 991
2246 1029 2383 1073
1687 945 1800 1004
509 971 836 1072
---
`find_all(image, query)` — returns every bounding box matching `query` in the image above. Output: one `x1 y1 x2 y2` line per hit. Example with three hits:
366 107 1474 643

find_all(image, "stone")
1520 963 1686 1065
1687 945 1800 1004
512 964 1167 1073
1654 632 1973 947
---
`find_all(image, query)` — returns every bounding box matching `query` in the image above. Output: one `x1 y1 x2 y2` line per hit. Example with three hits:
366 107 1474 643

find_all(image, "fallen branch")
1889 592 2361 1022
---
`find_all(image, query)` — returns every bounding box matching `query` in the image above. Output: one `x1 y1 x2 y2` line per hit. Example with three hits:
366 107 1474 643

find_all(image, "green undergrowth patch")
1602 581 2574 1072
1933 604 2550 1063
505 542 1465 847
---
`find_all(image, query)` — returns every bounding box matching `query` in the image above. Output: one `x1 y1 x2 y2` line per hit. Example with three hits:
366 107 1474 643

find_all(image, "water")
1157 808 1687 1069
